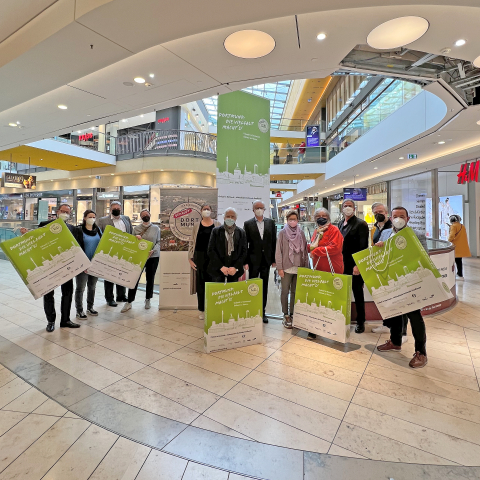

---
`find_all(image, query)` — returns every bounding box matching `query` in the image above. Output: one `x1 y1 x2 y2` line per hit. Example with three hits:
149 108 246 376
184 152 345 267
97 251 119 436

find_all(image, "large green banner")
293 267 352 343
204 279 263 353
0 219 90 299
87 225 153 289
216 91 270 226
353 227 453 319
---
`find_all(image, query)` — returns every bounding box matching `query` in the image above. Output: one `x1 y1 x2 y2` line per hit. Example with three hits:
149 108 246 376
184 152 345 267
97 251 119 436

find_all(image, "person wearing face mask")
121 209 160 313
276 210 309 329
189 204 221 319
96 201 133 307
244 200 277 323
370 203 392 245
338 199 369 333
75 210 102 319
375 207 428 368
448 215 470 279
207 207 247 283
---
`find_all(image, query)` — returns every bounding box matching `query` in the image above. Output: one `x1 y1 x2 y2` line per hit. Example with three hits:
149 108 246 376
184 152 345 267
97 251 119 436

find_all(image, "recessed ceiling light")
8 123 17 127
149 74 155 78
438 140 446 144
58 105 67 110
137 170 141 173
316 33 327 40
111 173 114 176
16 121 20 125
399 156 404 159
160 169 164 171
140 114 144 118
474 56 480 68
190 170 194 172
476 120 480 125
51 180 53 182
89 176 92 178
455 39 466 47
367 16 429 49
134 77 145 83
121 119 127 122
224 30 275 58
374 167 378 169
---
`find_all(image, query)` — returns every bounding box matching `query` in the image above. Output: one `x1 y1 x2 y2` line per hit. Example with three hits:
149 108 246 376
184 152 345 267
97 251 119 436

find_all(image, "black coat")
207 225 247 279
39 220 84 250
244 217 276 270
338 215 369 272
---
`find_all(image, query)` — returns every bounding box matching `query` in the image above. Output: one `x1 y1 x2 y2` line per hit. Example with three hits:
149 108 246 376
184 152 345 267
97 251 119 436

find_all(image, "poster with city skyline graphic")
216 91 270 227
293 268 352 343
87 225 153 289
0 219 90 299
353 227 453 319
204 279 263 353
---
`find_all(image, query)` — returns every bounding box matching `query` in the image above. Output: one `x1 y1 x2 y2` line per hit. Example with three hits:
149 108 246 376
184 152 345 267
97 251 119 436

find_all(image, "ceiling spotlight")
374 167 378 170
367 16 429 49
316 33 327 40
121 119 127 122
140 114 144 118
190 170 194 172
438 140 446 144
8 123 17 127
399 156 404 159
474 55 480 68
224 30 275 58
58 105 67 110
160 169 164 171
455 39 466 47
149 74 155 78
476 120 480 125
134 77 146 83
16 121 20 125
110 173 114 176
137 170 141 173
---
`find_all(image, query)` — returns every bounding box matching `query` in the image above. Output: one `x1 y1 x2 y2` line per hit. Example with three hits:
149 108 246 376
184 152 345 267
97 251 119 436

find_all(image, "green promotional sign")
216 91 270 226
353 227 453 319
88 225 153 289
293 267 352 343
204 278 263 353
0 219 90 299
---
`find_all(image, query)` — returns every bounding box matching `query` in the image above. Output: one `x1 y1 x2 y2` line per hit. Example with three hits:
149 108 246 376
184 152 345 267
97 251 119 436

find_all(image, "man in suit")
20 203 83 332
96 200 133 306
244 200 276 323
338 199 369 333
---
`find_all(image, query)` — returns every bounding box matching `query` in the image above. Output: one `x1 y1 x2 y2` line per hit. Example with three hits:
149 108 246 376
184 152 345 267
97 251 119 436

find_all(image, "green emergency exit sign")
407 154 417 159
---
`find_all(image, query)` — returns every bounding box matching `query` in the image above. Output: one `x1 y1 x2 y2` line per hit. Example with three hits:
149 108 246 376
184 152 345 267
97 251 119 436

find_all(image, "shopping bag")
352 227 453 319
293 248 352 343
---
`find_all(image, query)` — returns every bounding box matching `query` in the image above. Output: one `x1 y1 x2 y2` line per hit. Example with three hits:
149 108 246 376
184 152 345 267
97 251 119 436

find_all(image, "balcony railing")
51 131 116 155
274 119 327 132
271 145 340 164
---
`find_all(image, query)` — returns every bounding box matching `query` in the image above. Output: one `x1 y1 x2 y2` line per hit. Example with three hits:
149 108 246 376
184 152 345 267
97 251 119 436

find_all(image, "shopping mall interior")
1 1 480 479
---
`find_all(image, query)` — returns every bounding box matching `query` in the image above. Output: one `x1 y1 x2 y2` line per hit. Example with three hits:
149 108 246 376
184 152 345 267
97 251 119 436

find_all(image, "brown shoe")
377 340 401 352
409 351 428 368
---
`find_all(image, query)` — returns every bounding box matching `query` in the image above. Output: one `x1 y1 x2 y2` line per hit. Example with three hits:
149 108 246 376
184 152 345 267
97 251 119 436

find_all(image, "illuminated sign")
3 173 36 189
79 132 93 141
457 160 479 184
157 117 170 124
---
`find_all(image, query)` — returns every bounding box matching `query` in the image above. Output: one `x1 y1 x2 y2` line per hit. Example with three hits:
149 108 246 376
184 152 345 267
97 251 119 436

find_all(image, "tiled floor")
1 259 480 479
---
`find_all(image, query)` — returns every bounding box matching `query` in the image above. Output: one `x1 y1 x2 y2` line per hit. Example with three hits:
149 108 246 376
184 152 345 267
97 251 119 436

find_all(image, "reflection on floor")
1 258 480 479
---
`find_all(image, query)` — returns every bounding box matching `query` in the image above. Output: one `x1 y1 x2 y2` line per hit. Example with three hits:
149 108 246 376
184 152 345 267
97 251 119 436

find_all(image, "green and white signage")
293 267 352 343
353 227 453 319
0 219 90 299
204 279 263 353
88 225 153 289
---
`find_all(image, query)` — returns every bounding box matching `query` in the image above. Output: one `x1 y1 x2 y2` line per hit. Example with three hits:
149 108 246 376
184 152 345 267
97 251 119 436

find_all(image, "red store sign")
458 160 479 184
79 132 93 141
157 117 170 124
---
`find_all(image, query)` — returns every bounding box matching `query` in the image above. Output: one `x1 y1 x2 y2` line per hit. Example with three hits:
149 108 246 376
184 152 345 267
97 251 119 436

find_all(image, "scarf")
284 224 303 265
225 224 236 256
310 223 331 249
82 224 100 237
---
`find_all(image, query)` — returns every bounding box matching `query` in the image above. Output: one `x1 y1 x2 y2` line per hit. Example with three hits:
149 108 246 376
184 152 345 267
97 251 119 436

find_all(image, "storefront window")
96 188 120 217
123 185 150 224
77 188 94 220
0 194 24 220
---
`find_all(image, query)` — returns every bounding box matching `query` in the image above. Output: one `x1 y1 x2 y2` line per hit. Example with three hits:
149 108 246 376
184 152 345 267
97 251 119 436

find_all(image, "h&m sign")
457 160 479 184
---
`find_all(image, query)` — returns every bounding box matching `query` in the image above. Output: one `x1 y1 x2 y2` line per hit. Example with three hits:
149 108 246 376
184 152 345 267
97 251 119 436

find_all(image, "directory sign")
306 125 320 147
343 188 367 201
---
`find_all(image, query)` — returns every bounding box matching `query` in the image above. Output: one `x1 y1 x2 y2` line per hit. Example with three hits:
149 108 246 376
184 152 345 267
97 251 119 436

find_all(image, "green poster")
216 91 270 226
353 227 453 319
88 225 153 289
293 267 352 343
0 219 90 299
204 278 263 353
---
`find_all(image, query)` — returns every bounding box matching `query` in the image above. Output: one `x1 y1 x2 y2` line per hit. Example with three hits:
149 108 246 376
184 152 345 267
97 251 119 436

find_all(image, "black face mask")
375 213 386 223
316 217 328 226
111 209 121 217
141 216 150 223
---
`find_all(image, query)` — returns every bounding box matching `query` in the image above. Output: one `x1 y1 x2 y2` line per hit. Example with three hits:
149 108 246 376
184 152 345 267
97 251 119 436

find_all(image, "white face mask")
393 217 406 230
343 206 354 217
86 218 95 226
58 212 70 221
224 218 235 227
254 208 265 217
202 210 211 218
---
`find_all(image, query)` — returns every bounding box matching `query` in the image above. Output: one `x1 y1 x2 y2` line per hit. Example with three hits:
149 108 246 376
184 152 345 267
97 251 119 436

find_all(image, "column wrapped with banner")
293 249 352 343
352 227 453 319
204 278 263 353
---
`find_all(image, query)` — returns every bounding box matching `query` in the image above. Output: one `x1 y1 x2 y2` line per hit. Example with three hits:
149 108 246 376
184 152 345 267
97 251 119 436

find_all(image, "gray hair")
371 202 387 212
140 209 150 216
110 200 121 207
314 207 330 220
253 200 265 209
342 198 356 208
224 207 237 219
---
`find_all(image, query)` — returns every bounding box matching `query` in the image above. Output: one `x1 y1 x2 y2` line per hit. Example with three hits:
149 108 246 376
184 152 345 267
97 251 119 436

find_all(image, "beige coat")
448 222 471 258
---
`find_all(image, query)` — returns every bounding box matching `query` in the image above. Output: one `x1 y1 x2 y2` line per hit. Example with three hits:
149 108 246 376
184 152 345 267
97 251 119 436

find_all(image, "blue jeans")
75 272 98 312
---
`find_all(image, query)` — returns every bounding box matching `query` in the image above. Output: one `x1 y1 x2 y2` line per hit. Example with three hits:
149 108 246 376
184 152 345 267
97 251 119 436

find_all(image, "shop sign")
79 132 93 141
3 173 36 189
275 192 282 197
96 192 120 200
25 192 43 198
457 160 479 184
157 117 170 124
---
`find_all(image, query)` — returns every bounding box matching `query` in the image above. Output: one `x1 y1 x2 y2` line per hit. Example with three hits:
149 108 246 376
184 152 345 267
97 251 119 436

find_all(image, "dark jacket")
244 217 276 269
338 215 369 272
39 220 84 250
207 225 247 279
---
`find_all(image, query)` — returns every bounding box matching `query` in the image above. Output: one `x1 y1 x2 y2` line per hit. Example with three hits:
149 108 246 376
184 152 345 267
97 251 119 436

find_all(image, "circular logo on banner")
395 236 407 250
138 241 148 251
258 118 269 133
169 202 202 241
248 284 260 296
49 223 62 234
333 277 344 290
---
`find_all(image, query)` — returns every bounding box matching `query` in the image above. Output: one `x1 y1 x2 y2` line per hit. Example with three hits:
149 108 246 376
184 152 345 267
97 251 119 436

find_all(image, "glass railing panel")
270 145 339 164
49 132 116 155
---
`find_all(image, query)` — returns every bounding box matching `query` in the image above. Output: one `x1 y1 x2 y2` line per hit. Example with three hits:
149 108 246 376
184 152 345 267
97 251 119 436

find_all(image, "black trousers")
384 314 408 336
43 279 74 324
104 281 126 302
455 257 463 277
128 257 159 303
196 267 212 312
390 309 426 355
212 274 242 283
250 258 270 317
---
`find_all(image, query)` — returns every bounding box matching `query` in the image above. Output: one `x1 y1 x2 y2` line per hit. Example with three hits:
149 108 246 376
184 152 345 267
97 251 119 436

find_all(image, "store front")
123 185 150 225
96 188 121 217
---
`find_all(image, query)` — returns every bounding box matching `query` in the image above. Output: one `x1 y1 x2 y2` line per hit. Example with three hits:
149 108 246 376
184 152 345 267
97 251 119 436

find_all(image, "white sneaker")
372 325 390 334
145 299 151 309
199 313 205 320
121 302 132 313
402 336 408 344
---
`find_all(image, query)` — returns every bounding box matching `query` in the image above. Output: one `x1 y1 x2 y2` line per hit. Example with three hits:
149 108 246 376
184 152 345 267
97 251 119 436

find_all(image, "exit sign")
407 154 417 159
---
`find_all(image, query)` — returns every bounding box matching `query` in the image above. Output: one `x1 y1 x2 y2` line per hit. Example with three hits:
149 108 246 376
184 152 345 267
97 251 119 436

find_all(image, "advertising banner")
353 227 453 319
204 279 263 353
306 125 320 147
3 173 36 189
439 195 463 241
343 188 367 201
216 91 270 227
0 219 89 299
88 225 152 289
293 267 352 343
